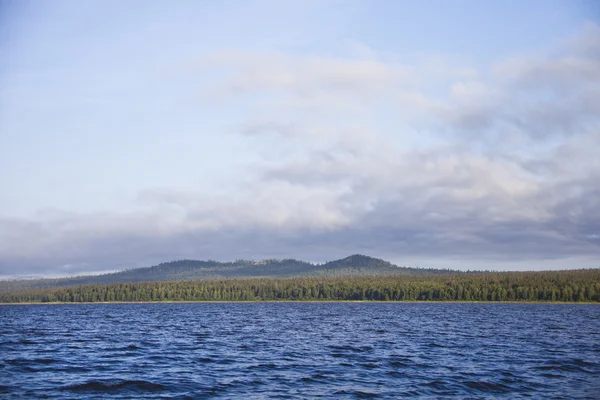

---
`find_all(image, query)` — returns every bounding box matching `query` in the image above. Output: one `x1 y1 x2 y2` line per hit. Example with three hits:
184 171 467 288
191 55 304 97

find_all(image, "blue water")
1 303 599 399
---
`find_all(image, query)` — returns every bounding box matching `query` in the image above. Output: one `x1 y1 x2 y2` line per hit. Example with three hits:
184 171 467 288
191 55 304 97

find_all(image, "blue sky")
1 0 599 276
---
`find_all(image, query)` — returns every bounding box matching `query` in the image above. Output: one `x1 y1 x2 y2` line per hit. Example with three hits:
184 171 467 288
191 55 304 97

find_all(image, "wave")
62 379 166 393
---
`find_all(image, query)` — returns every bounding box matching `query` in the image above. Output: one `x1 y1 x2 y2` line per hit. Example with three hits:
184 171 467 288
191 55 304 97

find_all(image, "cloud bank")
1 24 599 276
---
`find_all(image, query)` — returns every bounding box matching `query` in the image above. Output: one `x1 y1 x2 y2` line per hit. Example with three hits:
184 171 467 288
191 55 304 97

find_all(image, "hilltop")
0 255 456 293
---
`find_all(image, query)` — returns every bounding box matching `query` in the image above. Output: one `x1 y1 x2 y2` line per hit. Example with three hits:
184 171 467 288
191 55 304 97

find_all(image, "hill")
0 254 455 293
2 269 600 303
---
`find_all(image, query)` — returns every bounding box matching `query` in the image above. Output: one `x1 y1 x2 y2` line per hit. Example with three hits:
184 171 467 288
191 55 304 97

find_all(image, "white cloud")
2 24 600 275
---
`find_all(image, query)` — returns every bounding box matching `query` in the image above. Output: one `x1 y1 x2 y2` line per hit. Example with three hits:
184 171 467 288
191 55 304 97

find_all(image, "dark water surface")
1 303 599 399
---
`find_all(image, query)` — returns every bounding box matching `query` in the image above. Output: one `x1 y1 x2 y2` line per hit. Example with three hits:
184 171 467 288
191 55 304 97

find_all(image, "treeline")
1 269 599 303
0 254 456 294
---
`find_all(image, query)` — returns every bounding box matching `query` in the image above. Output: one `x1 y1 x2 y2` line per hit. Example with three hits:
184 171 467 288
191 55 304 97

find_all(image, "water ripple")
0 303 599 399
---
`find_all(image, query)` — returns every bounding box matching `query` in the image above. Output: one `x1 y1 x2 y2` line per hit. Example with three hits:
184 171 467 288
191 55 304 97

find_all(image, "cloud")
201 51 412 95
1 24 599 276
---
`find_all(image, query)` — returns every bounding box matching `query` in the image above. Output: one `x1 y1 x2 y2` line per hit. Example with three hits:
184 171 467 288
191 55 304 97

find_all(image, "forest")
0 254 457 294
1 269 599 303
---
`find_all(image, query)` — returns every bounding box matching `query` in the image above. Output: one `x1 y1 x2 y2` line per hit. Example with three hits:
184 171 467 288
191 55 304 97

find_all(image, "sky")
1 0 599 277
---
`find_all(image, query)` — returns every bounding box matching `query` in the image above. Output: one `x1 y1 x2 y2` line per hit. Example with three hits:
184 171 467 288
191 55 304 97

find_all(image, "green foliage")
1 269 599 303
0 255 455 294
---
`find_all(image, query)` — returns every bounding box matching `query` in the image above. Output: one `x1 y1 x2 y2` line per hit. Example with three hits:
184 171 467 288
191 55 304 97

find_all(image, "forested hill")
0 255 455 293
2 269 599 303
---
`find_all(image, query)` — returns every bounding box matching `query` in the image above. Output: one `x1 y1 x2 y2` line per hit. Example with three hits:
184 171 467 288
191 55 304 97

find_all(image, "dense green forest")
2 269 599 303
0 255 457 294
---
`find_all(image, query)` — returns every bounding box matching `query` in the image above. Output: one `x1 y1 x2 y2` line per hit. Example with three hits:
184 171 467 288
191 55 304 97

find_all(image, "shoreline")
1 300 598 305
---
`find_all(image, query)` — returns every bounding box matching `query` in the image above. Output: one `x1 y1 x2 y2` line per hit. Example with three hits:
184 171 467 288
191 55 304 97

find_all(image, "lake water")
1 303 599 399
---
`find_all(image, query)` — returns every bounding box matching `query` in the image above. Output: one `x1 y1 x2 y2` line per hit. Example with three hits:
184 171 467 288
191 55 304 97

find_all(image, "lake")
1 303 599 398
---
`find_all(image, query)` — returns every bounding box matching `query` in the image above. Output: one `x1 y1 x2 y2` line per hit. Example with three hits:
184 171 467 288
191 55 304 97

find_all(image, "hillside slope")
0 255 455 293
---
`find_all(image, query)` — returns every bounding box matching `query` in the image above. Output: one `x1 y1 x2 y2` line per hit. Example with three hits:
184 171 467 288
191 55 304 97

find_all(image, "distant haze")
1 0 599 277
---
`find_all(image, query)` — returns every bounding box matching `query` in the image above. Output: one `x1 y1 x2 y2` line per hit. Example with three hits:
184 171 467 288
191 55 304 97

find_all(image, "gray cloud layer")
1 25 599 276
